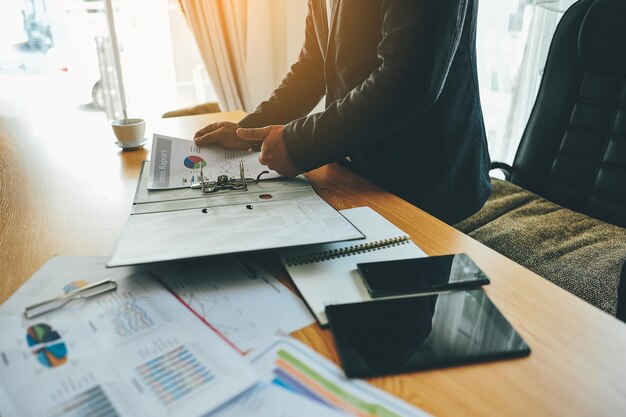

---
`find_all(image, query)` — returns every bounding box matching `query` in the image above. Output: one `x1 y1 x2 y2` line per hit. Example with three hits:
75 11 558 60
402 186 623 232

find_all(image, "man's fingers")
237 127 269 141
195 126 231 145
194 122 218 139
194 131 217 146
258 149 271 166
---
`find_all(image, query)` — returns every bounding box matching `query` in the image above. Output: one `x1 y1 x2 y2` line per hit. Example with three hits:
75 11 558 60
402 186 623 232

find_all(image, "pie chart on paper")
63 280 89 294
26 323 68 368
184 155 207 169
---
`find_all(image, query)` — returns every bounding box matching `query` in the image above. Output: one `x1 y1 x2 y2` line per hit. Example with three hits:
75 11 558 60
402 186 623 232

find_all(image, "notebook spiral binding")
284 235 411 267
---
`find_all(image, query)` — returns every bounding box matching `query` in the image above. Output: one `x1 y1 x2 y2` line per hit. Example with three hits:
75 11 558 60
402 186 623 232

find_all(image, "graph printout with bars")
136 345 214 406
278 207 427 325
215 337 431 417
0 267 258 417
48 386 119 417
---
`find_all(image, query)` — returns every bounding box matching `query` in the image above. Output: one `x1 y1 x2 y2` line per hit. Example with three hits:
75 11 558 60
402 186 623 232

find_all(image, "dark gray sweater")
240 0 491 224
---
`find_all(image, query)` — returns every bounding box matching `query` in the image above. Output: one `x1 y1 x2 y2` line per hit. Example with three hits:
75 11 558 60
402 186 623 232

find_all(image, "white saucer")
115 138 148 149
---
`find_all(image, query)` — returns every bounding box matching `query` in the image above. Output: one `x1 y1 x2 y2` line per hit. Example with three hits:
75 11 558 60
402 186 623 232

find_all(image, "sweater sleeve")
282 0 469 172
239 0 326 128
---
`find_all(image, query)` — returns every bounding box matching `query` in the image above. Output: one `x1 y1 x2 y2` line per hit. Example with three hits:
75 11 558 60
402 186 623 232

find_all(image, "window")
0 0 217 122
477 0 576 163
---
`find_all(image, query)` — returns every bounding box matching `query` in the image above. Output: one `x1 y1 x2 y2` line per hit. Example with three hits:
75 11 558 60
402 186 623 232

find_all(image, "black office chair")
457 0 626 320
493 0 626 226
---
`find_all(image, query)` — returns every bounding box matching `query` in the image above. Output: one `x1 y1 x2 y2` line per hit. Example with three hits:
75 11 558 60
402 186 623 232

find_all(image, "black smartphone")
357 253 489 298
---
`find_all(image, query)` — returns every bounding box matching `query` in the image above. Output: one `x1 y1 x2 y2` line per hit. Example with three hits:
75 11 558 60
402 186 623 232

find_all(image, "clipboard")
107 161 365 267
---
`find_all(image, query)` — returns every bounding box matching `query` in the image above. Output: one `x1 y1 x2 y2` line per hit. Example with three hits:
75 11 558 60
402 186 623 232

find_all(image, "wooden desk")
1 111 626 416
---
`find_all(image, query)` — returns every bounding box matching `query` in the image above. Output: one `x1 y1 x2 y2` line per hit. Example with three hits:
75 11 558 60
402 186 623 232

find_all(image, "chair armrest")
490 162 513 181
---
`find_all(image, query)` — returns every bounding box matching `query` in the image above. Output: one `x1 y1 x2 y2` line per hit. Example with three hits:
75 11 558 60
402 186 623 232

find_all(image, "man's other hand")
236 125 301 177
194 121 261 150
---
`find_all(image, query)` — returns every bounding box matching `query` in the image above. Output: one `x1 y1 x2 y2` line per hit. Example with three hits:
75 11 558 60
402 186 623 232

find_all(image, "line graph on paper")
217 151 254 179
167 277 261 350
99 293 154 338
188 152 245 182
94 291 172 342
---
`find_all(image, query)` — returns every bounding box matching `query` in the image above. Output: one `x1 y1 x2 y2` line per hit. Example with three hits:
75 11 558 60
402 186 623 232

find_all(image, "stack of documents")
0 266 258 417
0 256 431 416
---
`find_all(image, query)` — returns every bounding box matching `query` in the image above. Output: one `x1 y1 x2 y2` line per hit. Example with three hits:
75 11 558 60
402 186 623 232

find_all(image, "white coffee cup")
111 118 145 147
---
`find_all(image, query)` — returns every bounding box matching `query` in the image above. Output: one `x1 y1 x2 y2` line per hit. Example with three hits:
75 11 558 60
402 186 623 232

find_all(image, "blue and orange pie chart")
26 323 68 368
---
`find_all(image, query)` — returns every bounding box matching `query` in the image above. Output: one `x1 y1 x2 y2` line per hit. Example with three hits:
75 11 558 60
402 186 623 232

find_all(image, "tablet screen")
326 289 530 378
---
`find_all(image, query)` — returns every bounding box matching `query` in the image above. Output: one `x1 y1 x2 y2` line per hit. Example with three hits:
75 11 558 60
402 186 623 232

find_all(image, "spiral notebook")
277 207 427 326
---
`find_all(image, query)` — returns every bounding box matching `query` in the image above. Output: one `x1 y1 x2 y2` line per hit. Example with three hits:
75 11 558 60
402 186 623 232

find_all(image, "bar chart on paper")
272 349 393 416
136 345 215 406
93 288 174 343
249 338 430 417
100 295 155 338
48 386 119 417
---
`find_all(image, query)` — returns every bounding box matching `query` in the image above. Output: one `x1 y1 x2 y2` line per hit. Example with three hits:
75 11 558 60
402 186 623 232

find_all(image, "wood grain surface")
1 110 625 417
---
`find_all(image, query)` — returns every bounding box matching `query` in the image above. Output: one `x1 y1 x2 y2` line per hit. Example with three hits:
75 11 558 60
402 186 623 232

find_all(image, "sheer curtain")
477 0 578 163
179 0 252 111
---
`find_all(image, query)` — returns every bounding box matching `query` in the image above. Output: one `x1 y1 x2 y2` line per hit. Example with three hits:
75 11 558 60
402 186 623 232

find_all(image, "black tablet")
326 289 530 378
358 253 489 298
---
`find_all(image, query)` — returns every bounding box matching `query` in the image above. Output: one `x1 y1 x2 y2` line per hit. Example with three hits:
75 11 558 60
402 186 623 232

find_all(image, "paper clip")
23 279 118 319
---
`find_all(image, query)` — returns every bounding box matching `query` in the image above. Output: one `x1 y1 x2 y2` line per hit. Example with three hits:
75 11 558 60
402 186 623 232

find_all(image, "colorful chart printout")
49 386 119 417
26 323 68 368
136 346 214 406
273 349 402 417
63 280 90 294
183 156 207 169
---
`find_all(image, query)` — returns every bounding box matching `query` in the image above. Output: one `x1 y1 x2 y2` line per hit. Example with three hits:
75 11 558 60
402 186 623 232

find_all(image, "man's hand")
237 125 302 177
194 121 262 151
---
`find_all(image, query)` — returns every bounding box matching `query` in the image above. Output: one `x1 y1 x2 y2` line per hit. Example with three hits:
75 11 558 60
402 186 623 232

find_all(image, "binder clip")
191 158 269 194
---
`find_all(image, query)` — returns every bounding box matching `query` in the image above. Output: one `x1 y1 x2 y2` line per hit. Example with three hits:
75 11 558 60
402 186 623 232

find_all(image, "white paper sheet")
0 270 258 417
148 134 280 189
155 256 314 352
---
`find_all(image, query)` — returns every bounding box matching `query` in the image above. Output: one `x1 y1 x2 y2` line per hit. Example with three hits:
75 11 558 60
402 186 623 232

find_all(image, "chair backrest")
510 0 626 227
